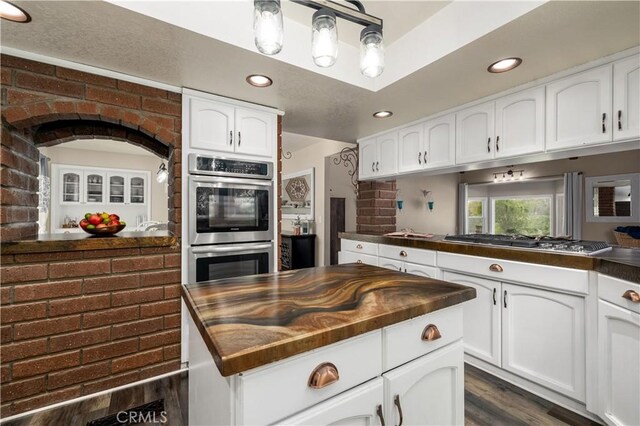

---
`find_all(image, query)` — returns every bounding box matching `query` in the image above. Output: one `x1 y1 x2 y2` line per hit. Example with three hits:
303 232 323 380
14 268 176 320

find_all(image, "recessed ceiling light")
0 1 30 23
373 111 393 118
246 74 273 88
488 57 522 73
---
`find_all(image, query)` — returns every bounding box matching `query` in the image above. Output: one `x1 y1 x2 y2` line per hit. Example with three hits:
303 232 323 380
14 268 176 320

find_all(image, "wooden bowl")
81 224 126 236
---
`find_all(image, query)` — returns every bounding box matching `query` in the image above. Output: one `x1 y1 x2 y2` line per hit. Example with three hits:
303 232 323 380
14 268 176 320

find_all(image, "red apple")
107 220 120 227
109 214 120 221
96 223 107 229
79 219 89 228
88 214 102 225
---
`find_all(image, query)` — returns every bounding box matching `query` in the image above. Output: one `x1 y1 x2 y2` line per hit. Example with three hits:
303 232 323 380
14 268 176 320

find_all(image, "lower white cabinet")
338 250 378 266
378 257 437 278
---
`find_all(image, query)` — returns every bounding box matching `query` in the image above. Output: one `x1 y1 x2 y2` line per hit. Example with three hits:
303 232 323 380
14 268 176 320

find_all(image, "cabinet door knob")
622 290 640 303
399 250 408 257
418 152 422 164
372 162 375 172
487 137 491 152
308 362 339 389
602 112 607 133
229 130 233 145
421 324 441 341
393 395 404 426
489 263 503 272
376 161 379 172
496 136 500 152
356 244 363 249
376 405 386 426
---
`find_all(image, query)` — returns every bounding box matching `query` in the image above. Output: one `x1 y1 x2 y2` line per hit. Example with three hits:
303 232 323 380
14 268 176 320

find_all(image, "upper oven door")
189 175 273 245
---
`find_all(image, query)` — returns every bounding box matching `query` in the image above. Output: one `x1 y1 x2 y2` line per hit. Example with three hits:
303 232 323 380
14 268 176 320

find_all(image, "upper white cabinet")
398 124 424 173
456 101 495 164
424 114 456 169
613 54 640 141
546 65 613 150
188 96 275 158
358 132 398 179
494 86 545 158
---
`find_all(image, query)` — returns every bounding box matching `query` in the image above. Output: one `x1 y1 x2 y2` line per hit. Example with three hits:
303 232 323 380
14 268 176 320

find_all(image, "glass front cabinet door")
85 173 105 204
129 175 146 204
108 174 126 204
61 170 82 204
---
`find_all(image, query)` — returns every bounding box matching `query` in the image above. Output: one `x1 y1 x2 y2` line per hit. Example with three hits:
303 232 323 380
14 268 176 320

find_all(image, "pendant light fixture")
255 0 384 76
253 0 284 55
311 9 338 67
360 24 384 78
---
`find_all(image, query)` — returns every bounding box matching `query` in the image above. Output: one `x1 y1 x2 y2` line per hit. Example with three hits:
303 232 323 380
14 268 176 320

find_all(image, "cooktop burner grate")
443 234 611 254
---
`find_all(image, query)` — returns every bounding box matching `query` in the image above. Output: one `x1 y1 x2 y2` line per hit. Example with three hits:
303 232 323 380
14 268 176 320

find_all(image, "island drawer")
379 244 436 266
341 239 378 256
599 274 640 314
382 304 463 372
338 251 378 266
237 330 382 425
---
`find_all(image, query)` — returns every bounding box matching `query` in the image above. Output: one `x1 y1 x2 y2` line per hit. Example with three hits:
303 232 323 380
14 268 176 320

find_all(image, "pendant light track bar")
290 0 382 28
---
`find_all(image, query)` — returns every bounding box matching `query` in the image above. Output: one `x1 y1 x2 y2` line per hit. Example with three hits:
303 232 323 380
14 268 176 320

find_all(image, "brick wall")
356 180 397 234
0 54 182 240
0 245 181 418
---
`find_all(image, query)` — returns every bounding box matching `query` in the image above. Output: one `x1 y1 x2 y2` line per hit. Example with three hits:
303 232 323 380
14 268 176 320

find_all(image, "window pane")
468 217 485 233
468 200 483 217
494 198 551 235
467 199 485 233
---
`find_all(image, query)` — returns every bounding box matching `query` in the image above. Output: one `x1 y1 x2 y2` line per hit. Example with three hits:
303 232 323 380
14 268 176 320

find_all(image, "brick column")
356 181 397 235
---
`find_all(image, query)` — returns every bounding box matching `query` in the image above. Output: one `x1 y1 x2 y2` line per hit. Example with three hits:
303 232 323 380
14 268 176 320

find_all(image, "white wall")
281 132 354 266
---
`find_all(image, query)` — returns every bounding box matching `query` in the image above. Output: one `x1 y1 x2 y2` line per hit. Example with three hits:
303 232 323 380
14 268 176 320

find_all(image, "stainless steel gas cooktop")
443 234 612 256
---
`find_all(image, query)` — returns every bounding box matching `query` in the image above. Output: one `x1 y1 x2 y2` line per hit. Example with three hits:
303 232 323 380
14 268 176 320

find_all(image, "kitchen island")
182 263 476 425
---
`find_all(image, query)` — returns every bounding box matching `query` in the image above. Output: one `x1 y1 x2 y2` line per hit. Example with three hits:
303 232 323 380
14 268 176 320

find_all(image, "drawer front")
599 273 640 314
438 252 588 294
341 239 378 256
338 251 378 266
382 305 463 372
239 331 382 425
379 244 436 265
378 257 403 271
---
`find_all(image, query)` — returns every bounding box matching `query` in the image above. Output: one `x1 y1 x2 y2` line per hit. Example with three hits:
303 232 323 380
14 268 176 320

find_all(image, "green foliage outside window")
494 198 551 235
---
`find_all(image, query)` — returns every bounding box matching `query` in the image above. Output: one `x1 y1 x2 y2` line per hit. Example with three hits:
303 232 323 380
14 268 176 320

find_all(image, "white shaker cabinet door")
234 107 274 157
494 86 545 158
424 113 455 169
597 299 640 426
403 262 437 279
376 132 398 177
358 138 377 180
501 283 586 402
189 97 235 153
378 257 403 272
613 54 640 141
455 101 495 164
546 64 612 150
443 271 501 367
384 340 464 426
397 124 424 173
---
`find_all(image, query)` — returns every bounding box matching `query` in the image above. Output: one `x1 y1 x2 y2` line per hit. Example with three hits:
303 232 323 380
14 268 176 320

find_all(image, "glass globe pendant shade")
254 0 283 55
360 25 384 78
311 9 338 68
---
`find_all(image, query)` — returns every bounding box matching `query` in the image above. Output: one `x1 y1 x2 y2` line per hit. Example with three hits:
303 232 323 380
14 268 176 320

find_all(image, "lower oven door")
188 242 274 283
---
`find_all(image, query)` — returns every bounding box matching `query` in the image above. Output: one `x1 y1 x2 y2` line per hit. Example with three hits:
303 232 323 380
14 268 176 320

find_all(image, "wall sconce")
422 190 434 212
396 189 403 211
493 167 524 183
156 162 168 183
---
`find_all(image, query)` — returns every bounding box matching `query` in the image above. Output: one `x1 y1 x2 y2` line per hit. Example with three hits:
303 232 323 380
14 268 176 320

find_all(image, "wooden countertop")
182 263 476 376
1 231 178 254
339 232 640 283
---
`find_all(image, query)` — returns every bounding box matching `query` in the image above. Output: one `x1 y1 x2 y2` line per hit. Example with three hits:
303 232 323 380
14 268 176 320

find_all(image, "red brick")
139 329 180 351
145 113 175 131
1 67 11 85
82 306 138 328
82 248 140 259
1 106 29 125
111 287 164 307
111 348 163 373
47 361 110 390
49 259 110 279
140 300 180 319
0 264 47 283
55 67 116 87
1 55 55 75
1 326 12 344
0 302 47 323
163 344 180 360
48 294 110 316
1 254 15 265
167 91 182 102
13 279 82 302
98 104 123 124
14 315 81 340
5 89 49 106
163 314 181 329
86 85 140 109
49 328 110 353
12 351 80 379
14 251 83 263
0 338 47 363
163 253 180 268
112 255 163 273
0 376 45 402
12 385 81 414
82 338 138 364
50 100 78 118
117 80 167 98
378 208 396 216
75 101 100 119
139 270 180 287
111 317 163 339
15 72 84 98
163 284 181 299
140 360 181 380
141 97 181 117
82 370 140 395
83 273 138 293
1 364 10 383
0 287 11 304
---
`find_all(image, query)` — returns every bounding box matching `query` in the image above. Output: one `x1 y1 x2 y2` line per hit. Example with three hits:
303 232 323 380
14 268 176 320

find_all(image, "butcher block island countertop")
182 263 476 376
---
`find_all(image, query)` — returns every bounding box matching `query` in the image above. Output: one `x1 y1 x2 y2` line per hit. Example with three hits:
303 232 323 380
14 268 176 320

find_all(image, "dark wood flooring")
465 364 602 426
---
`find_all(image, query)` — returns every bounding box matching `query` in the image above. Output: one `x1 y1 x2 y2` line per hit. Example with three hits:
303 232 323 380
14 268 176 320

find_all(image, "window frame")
465 196 488 234
489 194 554 236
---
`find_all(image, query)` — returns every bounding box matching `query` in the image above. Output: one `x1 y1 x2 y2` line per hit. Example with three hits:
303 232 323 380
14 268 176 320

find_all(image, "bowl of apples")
79 212 126 236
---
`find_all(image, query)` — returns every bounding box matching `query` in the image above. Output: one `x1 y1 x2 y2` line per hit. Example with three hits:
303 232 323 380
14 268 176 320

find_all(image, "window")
466 197 487 234
491 196 552 235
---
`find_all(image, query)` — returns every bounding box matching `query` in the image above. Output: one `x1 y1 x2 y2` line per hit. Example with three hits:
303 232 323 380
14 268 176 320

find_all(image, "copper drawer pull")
356 260 363 264
308 362 339 389
399 250 408 257
489 263 503 272
421 324 441 341
356 244 363 249
622 290 640 303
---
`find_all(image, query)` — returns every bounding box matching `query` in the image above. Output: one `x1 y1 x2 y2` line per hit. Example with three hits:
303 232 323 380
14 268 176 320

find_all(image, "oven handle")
190 243 273 254
189 175 274 187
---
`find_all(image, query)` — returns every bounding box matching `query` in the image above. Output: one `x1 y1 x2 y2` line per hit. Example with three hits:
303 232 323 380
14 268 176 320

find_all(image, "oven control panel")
189 154 273 180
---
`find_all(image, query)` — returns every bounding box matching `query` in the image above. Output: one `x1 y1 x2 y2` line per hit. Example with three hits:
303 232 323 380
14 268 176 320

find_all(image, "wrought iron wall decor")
332 147 359 195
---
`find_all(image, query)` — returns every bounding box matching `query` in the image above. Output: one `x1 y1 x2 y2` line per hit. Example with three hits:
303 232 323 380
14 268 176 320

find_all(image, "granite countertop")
1 231 178 254
182 263 476 376
339 232 640 283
